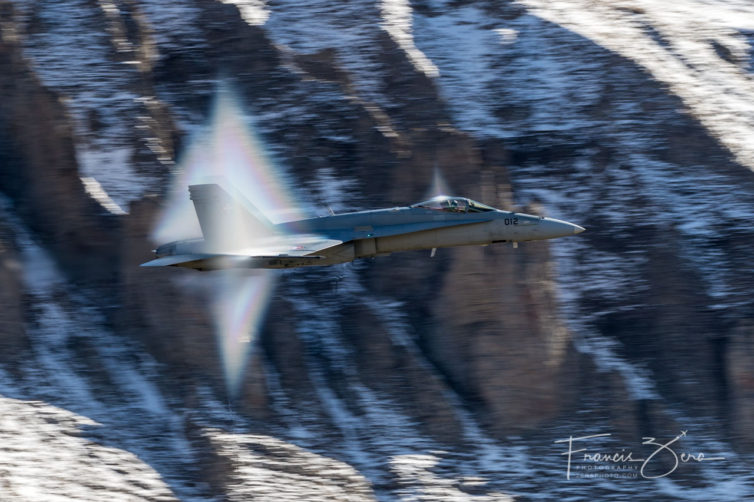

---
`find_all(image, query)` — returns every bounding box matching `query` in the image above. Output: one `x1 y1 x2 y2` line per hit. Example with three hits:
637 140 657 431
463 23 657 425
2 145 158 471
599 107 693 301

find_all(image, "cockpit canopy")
411 195 497 213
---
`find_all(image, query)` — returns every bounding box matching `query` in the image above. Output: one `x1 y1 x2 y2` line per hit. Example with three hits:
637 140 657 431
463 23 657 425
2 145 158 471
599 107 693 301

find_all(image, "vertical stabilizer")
189 184 275 250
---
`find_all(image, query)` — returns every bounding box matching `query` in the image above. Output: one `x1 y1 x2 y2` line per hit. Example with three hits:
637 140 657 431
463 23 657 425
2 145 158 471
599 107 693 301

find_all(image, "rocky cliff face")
0 15 116 284
1 0 753 500
0 217 26 362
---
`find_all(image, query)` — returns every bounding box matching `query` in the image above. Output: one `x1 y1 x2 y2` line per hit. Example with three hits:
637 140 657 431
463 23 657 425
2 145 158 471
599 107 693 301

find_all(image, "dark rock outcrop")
0 17 117 284
726 323 754 449
430 239 573 435
0 219 27 362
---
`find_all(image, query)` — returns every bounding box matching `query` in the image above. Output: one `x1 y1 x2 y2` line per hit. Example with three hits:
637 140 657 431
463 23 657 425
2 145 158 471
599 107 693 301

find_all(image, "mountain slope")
0 0 752 499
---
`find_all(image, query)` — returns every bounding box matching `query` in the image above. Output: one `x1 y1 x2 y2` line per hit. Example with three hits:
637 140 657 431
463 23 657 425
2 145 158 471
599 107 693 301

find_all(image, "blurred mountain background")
0 0 753 500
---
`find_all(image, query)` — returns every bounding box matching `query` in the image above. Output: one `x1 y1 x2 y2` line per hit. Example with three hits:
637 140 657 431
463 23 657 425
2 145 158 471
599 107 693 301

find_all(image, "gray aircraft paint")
142 184 584 271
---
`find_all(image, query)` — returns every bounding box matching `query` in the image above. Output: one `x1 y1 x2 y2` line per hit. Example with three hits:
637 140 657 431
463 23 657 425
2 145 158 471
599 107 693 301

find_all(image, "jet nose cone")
538 217 586 240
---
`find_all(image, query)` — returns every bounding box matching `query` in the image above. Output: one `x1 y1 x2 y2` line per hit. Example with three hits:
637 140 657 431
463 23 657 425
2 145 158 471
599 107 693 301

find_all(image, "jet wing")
269 235 343 257
141 254 221 268
141 235 343 271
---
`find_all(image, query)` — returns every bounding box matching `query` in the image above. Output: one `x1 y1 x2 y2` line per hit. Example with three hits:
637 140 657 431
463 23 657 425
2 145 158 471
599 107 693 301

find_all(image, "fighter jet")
141 184 585 271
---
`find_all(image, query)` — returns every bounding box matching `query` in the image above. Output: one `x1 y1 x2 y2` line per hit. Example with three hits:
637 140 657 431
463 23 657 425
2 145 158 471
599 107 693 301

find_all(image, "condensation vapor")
425 167 451 198
152 84 302 245
153 84 296 398
210 270 276 398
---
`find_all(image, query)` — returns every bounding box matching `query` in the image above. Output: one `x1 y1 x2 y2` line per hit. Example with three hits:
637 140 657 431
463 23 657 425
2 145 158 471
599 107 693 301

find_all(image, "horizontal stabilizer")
141 253 326 271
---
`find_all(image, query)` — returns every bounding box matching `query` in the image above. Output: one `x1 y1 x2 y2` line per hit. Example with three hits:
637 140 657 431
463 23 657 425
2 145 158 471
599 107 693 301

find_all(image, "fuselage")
288 205 581 242
155 202 584 269
278 205 582 262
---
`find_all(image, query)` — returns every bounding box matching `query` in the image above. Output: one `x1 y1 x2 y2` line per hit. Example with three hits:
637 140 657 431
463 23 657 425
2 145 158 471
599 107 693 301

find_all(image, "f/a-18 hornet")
142 184 585 271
